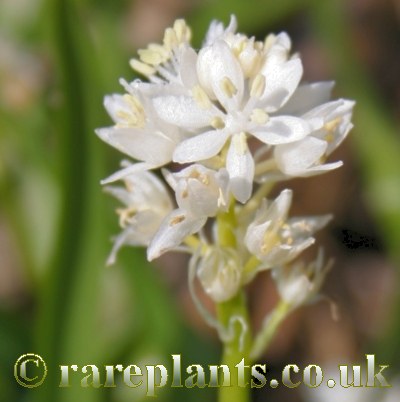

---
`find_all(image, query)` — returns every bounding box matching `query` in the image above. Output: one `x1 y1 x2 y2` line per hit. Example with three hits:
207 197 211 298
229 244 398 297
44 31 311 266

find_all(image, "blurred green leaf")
310 0 400 367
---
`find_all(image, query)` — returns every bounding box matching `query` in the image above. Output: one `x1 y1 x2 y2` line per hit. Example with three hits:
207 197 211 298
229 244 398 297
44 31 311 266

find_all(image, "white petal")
172 165 230 217
152 95 214 129
252 116 319 145
305 99 355 154
106 228 131 266
244 220 272 257
273 32 291 52
287 215 332 238
303 98 354 120
104 95 130 125
262 238 315 268
197 248 241 302
275 273 310 306
176 180 216 216
96 127 174 165
244 189 293 257
260 57 303 112
270 189 293 219
147 210 207 261
279 81 335 115
197 40 244 109
226 133 254 203
274 136 328 175
179 47 198 88
203 15 237 46
295 161 343 177
161 168 178 190
173 130 229 163
124 169 173 210
100 162 156 185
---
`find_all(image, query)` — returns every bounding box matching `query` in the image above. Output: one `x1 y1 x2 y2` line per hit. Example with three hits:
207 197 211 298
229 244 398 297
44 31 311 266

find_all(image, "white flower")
275 99 355 177
147 165 230 261
96 89 183 183
272 249 331 308
163 164 230 217
104 168 173 265
147 210 206 261
244 189 331 269
150 22 321 202
195 246 242 302
97 15 354 280
98 15 353 198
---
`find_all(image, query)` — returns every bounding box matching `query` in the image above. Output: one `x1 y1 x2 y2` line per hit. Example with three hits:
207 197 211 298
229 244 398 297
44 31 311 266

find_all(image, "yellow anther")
149 43 170 56
220 77 238 98
129 59 156 76
250 108 269 125
173 19 192 43
116 94 146 127
250 74 266 98
163 28 178 50
232 38 247 57
324 117 341 133
138 44 169 66
261 231 280 254
232 38 263 78
324 133 334 143
117 206 137 228
232 132 248 156
170 215 186 226
189 169 210 185
123 94 143 111
211 116 225 130
201 175 210 185
254 41 264 51
264 34 277 53
239 51 262 78
192 85 212 109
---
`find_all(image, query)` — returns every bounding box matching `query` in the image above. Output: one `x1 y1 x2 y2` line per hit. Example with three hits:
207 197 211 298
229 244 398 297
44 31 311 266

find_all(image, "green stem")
250 301 290 361
217 292 252 402
215 199 253 402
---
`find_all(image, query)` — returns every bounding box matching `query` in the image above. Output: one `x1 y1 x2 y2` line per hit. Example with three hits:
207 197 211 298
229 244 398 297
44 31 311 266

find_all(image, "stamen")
138 44 169 66
170 215 186 226
250 74 266 98
211 116 225 130
232 132 248 156
117 206 137 228
220 77 238 98
324 117 341 132
117 94 145 127
250 108 269 125
192 85 212 109
129 59 156 76
173 19 192 43
163 27 178 50
264 33 277 53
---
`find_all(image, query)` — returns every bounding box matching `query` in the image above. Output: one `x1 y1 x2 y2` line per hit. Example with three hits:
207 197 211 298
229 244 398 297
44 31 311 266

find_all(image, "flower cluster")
97 16 354 312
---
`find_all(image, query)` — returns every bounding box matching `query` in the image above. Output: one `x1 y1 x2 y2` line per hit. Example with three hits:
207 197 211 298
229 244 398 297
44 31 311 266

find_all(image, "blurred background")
1 0 400 401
